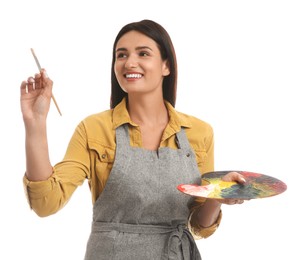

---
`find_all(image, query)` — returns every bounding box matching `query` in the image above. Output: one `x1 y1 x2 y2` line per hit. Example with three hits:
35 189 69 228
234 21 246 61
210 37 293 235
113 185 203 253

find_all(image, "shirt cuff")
23 174 57 198
23 171 58 209
188 208 222 239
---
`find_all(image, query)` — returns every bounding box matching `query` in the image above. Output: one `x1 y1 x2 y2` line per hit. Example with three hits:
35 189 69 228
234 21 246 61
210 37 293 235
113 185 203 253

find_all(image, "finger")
237 174 246 184
223 199 234 205
27 77 35 92
221 171 238 182
34 73 42 89
20 80 28 94
240 178 246 184
41 68 49 79
40 69 53 89
228 172 246 184
234 200 244 204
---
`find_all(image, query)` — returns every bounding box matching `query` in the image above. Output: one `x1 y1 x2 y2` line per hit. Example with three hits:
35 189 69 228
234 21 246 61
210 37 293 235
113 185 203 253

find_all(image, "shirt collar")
112 97 192 131
112 97 136 129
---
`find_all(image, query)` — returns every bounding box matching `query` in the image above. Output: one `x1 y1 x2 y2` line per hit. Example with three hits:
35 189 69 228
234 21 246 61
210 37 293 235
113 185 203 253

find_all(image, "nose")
125 54 138 69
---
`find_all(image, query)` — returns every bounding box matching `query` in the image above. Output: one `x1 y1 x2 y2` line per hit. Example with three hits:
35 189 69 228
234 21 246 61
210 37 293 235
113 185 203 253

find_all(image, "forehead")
116 30 158 50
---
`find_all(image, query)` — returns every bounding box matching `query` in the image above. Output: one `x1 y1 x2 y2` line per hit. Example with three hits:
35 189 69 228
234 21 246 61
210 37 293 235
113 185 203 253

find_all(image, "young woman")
20 19 246 260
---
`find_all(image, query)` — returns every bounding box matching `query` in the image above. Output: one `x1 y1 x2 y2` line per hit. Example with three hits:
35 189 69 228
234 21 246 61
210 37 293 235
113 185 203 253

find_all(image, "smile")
125 73 143 79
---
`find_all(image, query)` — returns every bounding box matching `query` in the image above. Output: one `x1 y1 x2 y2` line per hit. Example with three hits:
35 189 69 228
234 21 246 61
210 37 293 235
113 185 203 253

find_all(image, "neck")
127 95 168 126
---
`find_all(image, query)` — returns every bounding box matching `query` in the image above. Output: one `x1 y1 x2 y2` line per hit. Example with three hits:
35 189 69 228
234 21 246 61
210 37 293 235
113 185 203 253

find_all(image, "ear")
162 60 170 76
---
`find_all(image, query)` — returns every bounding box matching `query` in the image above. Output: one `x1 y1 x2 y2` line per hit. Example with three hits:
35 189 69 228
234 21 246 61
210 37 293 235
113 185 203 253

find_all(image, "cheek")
114 62 119 77
114 59 125 74
114 63 127 91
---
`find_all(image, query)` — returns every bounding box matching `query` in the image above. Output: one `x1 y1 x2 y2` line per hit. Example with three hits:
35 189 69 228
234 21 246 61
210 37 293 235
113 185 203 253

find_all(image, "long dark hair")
110 19 178 109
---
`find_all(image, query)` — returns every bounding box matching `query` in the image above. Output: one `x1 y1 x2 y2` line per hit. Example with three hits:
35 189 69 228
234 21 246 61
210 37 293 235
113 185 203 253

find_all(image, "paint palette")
177 171 287 199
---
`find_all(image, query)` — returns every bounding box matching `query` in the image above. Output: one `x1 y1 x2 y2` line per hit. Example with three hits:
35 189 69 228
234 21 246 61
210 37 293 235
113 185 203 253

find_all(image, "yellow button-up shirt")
23 98 221 239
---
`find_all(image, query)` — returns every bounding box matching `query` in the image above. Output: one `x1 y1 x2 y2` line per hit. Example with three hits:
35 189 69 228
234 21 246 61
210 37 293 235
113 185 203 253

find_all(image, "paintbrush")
30 48 62 116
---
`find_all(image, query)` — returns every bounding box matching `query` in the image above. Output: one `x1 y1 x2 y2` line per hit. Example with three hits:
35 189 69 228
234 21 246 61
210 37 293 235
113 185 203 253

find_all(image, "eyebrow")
115 46 153 52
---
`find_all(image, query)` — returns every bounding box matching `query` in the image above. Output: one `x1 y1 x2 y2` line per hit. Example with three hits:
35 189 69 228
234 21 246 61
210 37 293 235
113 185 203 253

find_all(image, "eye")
116 52 127 59
139 51 149 57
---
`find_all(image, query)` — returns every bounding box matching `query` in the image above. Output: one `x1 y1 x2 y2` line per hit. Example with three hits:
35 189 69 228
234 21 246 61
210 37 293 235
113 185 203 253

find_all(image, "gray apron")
84 124 202 260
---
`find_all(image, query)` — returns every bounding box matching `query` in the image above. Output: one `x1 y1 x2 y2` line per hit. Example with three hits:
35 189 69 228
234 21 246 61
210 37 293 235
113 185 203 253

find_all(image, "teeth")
126 74 142 79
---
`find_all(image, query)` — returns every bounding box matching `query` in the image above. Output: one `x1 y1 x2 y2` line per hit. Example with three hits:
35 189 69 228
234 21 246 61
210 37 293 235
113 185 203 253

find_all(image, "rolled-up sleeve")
23 171 75 217
188 199 222 239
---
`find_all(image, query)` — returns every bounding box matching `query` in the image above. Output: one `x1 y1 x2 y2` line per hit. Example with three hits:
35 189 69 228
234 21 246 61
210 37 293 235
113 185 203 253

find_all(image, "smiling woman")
19 19 269 260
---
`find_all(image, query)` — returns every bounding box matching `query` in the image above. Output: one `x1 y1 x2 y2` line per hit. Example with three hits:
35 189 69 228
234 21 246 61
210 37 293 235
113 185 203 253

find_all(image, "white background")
1 0 302 259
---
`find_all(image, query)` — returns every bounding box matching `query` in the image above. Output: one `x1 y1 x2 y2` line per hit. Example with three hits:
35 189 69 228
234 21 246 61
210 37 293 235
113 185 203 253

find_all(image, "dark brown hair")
110 19 178 108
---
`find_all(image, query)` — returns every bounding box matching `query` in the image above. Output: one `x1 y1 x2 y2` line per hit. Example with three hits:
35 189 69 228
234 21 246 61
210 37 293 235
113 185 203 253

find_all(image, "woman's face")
114 30 170 96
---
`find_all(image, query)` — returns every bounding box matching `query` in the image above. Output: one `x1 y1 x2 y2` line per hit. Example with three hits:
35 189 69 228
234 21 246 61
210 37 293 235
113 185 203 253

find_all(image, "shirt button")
186 153 190 157
101 154 106 159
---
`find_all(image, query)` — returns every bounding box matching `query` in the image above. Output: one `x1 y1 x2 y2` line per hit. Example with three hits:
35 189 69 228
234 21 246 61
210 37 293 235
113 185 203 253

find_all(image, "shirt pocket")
87 140 115 177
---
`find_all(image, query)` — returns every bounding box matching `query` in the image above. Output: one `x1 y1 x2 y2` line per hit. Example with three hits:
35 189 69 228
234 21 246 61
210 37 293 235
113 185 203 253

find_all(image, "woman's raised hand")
20 69 53 121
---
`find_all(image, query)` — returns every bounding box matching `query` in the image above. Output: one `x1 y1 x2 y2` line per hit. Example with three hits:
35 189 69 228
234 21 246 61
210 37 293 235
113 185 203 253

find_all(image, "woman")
20 19 246 260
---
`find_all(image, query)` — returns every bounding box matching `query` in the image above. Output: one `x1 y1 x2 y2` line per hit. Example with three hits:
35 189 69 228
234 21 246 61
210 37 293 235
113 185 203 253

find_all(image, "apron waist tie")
91 222 201 260
167 224 202 260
